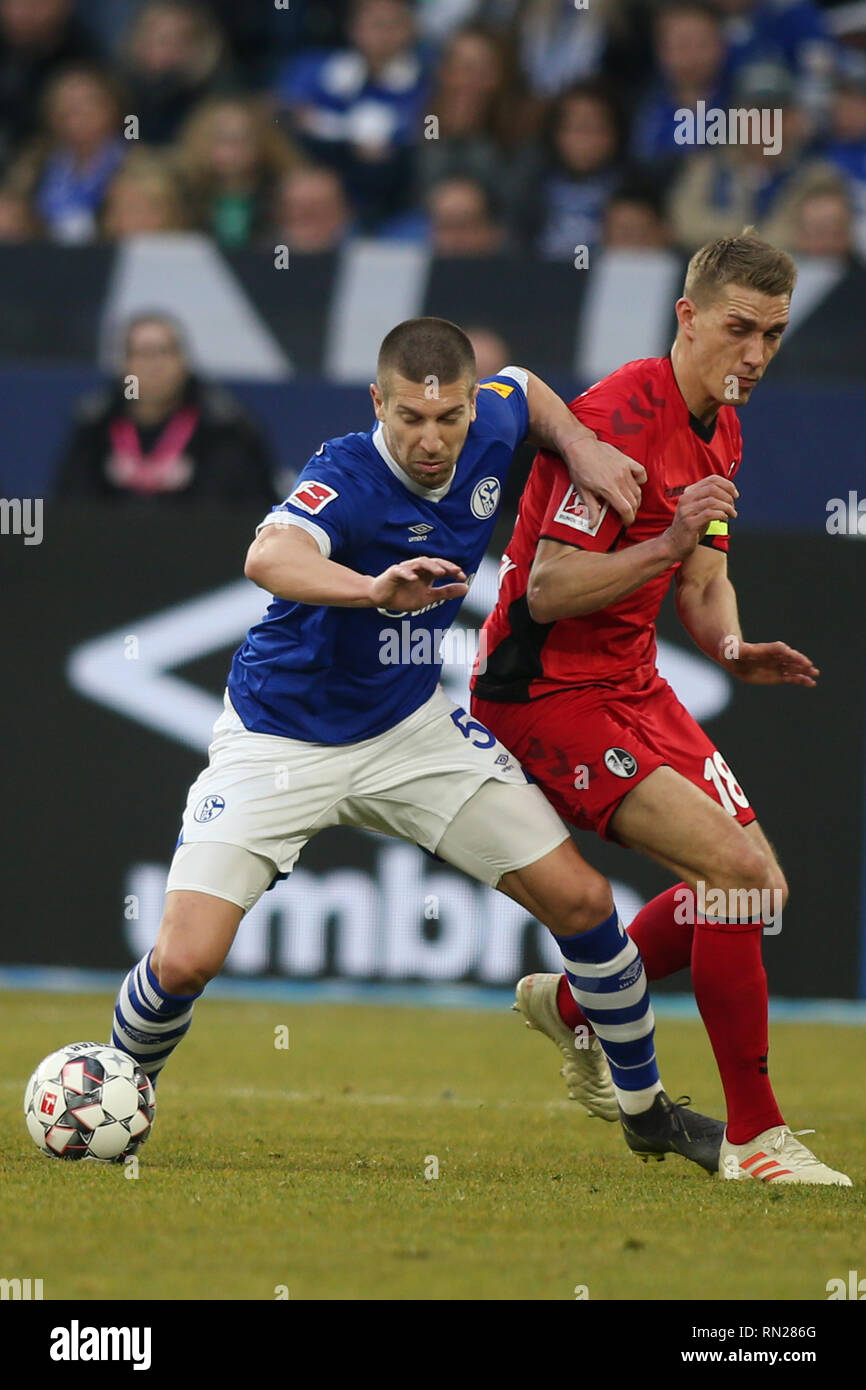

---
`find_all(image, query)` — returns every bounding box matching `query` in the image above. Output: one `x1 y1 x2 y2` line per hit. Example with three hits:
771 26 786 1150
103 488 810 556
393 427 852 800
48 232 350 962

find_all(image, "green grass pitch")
2 990 864 1301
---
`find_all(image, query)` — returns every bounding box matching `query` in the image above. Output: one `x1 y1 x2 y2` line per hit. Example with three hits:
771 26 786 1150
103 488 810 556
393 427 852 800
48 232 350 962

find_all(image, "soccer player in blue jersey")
110 316 723 1171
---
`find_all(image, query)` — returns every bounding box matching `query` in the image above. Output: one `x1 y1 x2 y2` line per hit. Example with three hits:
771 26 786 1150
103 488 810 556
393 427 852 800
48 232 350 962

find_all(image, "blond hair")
174 96 300 199
101 152 189 236
685 228 797 305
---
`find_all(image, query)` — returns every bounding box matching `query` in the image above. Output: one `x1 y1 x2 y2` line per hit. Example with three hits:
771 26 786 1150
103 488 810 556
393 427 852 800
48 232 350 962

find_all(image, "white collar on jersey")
372 421 456 503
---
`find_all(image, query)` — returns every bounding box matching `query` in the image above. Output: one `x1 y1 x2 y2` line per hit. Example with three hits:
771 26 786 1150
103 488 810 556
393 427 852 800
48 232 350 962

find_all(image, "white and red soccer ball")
24 1041 155 1162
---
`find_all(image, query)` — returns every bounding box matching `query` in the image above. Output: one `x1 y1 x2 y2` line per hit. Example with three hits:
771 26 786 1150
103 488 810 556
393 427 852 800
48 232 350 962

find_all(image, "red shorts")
471 672 757 840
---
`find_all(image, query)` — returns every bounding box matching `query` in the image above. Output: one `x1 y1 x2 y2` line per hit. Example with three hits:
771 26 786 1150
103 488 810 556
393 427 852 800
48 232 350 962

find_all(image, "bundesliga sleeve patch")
553 486 609 536
288 480 339 515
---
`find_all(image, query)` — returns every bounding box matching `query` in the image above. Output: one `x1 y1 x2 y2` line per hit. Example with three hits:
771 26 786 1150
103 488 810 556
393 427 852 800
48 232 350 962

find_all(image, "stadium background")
1 0 864 1005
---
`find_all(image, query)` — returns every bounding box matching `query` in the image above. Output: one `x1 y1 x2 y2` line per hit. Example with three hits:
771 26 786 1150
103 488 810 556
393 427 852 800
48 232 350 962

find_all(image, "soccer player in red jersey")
471 232 850 1185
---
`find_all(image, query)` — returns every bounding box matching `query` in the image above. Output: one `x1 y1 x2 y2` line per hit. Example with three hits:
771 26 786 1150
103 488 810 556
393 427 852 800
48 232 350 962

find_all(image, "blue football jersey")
228 370 530 743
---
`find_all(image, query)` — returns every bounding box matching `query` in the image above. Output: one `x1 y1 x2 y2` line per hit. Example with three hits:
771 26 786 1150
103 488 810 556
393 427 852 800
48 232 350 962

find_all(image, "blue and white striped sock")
111 951 201 1085
554 909 663 1115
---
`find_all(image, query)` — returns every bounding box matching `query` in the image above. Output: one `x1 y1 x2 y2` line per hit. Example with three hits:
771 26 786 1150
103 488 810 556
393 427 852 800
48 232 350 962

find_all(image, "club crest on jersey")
471 476 501 519
554 486 608 536
288 480 338 515
603 748 638 779
194 794 226 823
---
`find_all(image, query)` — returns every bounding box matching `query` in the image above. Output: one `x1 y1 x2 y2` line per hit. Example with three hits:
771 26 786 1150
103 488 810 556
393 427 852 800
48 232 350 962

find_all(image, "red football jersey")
473 354 742 700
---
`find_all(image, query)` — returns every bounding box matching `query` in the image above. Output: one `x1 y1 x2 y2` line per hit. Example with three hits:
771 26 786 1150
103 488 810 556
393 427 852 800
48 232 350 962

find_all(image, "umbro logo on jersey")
408 523 434 542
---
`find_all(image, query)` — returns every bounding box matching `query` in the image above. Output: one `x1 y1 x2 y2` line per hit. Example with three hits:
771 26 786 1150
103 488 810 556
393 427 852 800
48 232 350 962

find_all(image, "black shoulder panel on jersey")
473 595 553 703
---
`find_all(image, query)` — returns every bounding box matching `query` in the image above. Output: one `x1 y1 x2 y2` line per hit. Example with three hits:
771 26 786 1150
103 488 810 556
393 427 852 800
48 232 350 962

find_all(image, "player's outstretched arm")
675 537 820 687
522 369 646 527
245 524 468 611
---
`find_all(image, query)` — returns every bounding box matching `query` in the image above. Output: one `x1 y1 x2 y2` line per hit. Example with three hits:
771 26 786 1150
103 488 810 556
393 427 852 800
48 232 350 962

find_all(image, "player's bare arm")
245 520 468 611
527 474 737 624
675 545 819 687
523 369 647 527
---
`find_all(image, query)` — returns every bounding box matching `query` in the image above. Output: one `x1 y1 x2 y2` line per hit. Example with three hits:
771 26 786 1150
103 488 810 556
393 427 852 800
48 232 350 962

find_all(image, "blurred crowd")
0 0 862 262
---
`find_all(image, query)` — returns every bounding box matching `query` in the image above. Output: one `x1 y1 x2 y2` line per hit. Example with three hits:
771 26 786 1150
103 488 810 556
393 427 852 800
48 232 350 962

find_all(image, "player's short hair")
684 229 797 306
377 317 477 396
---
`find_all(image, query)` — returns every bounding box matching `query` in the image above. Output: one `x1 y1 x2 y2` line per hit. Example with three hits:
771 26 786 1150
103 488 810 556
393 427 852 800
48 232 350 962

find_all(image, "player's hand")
722 640 819 687
664 476 738 560
562 438 647 527
368 556 468 611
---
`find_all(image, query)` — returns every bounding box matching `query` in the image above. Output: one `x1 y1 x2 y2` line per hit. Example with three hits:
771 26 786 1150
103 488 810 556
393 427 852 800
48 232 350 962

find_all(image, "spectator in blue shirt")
274 0 429 231
716 0 836 82
8 63 125 241
630 0 730 180
716 0 839 128
821 67 866 255
526 79 629 259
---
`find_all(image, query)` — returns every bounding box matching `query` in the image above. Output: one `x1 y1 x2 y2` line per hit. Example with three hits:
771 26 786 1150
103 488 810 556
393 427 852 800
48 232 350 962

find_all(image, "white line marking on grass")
213 1086 575 1113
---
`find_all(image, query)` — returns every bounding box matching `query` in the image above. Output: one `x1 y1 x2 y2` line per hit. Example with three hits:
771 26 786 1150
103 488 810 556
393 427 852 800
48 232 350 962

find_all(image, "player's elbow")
528 567 593 623
244 541 269 588
527 571 557 624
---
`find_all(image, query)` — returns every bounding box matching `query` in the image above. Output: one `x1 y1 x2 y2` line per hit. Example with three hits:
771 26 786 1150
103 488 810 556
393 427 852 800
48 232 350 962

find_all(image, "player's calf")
502 840 724 1172
111 947 202 1087
111 878 249 1084
503 845 661 1110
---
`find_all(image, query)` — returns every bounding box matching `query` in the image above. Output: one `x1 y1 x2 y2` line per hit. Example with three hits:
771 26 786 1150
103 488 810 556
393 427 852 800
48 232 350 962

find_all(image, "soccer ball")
24 1041 155 1162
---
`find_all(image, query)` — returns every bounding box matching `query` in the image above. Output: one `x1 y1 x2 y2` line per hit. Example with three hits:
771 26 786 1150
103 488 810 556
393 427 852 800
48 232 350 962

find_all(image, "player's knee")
150 943 215 997
767 862 789 910
714 841 770 894
557 873 616 936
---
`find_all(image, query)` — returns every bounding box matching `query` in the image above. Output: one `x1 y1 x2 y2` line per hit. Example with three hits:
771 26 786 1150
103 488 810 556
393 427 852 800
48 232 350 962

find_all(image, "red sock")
555 884 786 1144
556 971 587 1029
627 883 695 978
691 919 784 1144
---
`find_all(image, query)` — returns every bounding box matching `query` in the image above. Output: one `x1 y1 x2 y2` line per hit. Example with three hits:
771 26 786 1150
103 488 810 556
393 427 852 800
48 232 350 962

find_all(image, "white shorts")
167 685 569 906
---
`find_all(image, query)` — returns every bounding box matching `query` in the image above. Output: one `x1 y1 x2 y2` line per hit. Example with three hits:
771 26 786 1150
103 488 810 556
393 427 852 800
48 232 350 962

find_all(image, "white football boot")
719 1125 852 1185
512 973 618 1122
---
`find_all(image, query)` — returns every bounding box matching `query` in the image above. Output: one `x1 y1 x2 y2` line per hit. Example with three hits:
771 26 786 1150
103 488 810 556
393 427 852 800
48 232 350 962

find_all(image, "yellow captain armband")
478 381 514 398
